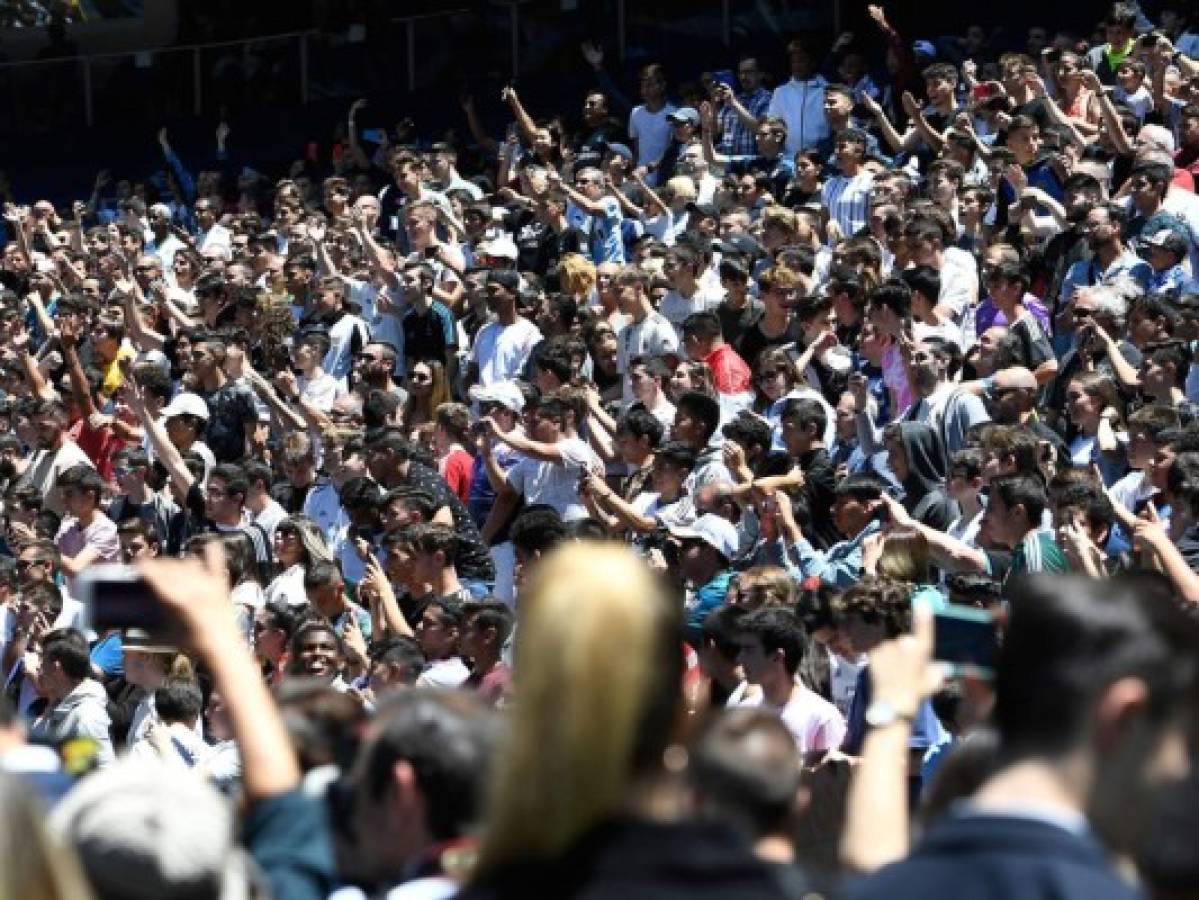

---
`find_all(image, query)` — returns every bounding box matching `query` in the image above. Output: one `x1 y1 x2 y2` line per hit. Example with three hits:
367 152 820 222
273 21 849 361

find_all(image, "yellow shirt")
101 344 136 398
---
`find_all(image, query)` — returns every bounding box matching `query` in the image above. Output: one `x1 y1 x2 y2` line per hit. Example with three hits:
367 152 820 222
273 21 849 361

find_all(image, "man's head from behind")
339 690 497 886
995 574 1198 855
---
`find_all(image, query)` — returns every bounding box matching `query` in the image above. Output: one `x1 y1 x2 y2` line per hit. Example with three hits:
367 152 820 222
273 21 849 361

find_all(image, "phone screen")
934 605 999 675
82 568 180 640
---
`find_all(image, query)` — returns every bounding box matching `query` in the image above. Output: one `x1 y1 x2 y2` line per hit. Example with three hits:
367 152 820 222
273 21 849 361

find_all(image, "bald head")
995 367 1037 392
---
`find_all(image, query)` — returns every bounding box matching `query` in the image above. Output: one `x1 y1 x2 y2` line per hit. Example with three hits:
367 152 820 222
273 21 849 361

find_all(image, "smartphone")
933 604 999 676
361 128 386 145
77 565 181 641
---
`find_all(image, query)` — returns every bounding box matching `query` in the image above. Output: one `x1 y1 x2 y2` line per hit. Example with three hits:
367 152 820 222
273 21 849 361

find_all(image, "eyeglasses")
16 559 47 572
408 372 432 383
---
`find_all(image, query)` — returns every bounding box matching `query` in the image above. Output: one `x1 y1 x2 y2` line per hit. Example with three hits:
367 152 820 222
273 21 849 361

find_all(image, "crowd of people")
5 2 1199 898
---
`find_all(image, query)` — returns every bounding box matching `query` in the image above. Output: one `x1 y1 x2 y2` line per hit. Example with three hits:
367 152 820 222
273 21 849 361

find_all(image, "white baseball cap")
160 392 209 421
667 513 739 560
472 380 525 413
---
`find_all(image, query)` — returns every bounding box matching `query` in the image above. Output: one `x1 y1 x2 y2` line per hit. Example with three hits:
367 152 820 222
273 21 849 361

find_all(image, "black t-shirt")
401 301 457 365
199 380 259 463
574 118 629 169
793 448 839 550
166 481 213 556
405 462 496 583
506 208 565 276
735 317 801 369
716 298 764 350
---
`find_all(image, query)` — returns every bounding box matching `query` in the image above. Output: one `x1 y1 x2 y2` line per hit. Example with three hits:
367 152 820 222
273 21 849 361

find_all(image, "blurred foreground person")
461 542 798 898
847 575 1199 900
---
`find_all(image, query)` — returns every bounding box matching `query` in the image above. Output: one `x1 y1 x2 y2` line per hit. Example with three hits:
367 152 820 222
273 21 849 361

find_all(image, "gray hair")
1086 281 1138 321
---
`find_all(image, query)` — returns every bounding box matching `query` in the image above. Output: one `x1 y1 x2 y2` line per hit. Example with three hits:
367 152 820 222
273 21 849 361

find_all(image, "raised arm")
120 283 167 352
860 92 911 154
699 101 732 167
139 545 337 900
57 321 98 420
582 472 659 533
841 605 938 872
10 326 54 400
125 373 195 499
345 99 372 170
546 169 608 217
501 86 541 147
244 366 308 433
1083 70 1133 156
900 92 947 153
881 493 988 572
354 216 400 290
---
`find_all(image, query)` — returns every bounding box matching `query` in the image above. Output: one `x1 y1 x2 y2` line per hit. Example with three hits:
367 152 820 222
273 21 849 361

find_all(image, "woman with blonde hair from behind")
461 542 794 898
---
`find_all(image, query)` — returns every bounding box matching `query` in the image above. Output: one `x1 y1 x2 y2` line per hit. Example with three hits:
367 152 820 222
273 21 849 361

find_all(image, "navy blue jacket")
846 813 1141 900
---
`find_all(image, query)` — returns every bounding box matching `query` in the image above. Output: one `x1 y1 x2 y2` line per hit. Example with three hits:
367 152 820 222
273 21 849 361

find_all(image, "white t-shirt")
739 684 847 753
24 439 95 515
939 248 980 321
298 371 346 412
506 437 603 521
416 656 470 689
659 283 724 337
470 319 543 386
265 563 309 608
629 103 679 169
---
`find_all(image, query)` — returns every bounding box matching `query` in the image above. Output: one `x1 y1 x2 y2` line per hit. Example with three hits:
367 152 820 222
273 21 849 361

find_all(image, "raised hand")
859 90 883 118
1004 163 1028 194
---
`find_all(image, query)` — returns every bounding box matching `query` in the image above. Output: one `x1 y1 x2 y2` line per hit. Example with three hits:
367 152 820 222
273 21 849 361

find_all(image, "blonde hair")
730 566 797 609
663 175 697 204
877 529 932 583
559 253 597 299
472 543 682 875
0 774 94 900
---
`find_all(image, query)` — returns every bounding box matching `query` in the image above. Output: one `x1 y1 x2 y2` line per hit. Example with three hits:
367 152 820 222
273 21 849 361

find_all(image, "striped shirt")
821 170 875 241
717 88 771 156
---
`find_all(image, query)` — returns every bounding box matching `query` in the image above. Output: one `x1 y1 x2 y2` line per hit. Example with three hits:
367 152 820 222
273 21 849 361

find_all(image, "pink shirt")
55 512 121 596
882 344 914 413
741 684 847 753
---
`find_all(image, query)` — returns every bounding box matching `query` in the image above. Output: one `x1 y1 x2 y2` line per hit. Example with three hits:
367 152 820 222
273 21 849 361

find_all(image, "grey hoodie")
30 678 115 768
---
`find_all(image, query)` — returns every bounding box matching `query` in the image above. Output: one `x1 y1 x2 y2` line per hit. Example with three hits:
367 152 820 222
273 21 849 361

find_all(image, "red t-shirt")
440 447 475 505
704 344 752 395
68 419 124 483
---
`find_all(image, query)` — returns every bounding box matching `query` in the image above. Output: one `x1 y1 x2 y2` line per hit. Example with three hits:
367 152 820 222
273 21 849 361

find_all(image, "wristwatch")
864 699 917 730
